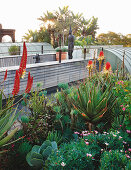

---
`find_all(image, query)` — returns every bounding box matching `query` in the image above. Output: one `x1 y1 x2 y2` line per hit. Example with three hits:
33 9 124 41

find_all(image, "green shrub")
100 150 130 170
47 140 94 169
24 89 56 144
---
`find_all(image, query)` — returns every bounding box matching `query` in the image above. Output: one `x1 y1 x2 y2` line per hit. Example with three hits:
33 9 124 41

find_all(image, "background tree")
23 6 99 47
96 32 131 47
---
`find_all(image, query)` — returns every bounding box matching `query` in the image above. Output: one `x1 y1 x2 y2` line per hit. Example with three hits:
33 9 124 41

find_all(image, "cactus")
26 140 57 168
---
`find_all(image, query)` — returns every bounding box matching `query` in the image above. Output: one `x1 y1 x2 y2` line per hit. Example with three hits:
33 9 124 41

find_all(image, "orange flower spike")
12 70 20 96
25 72 33 93
87 60 93 77
19 42 27 78
4 70 7 81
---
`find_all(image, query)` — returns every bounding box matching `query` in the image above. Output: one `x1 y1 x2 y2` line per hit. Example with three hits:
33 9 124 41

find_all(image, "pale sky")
0 0 131 42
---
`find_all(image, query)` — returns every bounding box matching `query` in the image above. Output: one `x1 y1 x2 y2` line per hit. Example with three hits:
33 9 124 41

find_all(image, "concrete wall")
0 58 89 97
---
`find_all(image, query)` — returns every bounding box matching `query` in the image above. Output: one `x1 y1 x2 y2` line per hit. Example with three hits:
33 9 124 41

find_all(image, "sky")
0 0 131 42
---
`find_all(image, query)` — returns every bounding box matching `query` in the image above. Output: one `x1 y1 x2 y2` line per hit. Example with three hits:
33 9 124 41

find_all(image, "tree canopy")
96 32 131 47
23 6 99 47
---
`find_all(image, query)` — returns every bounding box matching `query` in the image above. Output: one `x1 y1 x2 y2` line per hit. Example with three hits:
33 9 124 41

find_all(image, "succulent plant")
26 140 57 168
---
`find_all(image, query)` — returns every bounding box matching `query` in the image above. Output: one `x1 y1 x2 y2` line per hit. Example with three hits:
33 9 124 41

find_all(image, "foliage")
55 46 68 52
24 6 98 46
46 131 63 145
75 35 94 47
112 79 131 131
23 28 51 43
47 140 94 170
100 150 130 170
0 83 21 152
26 140 57 169
22 88 56 145
53 83 86 140
0 129 32 169
8 45 19 55
71 79 116 128
96 31 131 47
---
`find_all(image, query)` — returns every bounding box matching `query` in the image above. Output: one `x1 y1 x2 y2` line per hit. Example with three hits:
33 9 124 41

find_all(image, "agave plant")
0 92 20 149
0 42 33 153
72 80 116 130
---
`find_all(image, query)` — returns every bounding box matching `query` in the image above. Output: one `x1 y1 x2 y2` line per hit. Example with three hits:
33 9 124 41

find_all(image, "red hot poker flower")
25 72 33 93
105 62 111 70
99 51 104 57
88 60 93 65
4 70 7 81
12 70 20 96
19 42 27 78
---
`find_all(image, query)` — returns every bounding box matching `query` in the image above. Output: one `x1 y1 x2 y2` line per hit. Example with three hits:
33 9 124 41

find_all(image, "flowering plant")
86 60 93 77
0 42 33 153
97 50 105 72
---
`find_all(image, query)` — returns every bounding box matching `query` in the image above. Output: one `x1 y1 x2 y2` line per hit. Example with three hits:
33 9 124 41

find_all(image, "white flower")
119 136 122 139
61 162 66 167
105 143 109 146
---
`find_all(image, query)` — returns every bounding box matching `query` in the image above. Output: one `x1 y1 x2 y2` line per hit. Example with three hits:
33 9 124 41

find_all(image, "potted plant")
8 45 20 55
55 47 68 61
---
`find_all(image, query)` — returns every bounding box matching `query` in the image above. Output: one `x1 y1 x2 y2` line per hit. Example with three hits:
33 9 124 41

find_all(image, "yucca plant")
72 80 116 131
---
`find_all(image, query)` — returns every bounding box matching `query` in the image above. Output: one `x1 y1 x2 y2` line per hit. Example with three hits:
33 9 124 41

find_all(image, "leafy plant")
23 88 56 144
8 45 19 55
47 140 94 169
71 80 116 130
26 140 57 169
55 47 68 52
100 150 130 170
46 131 62 145
0 72 21 152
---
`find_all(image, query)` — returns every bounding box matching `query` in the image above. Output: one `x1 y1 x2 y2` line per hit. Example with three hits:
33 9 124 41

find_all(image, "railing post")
84 48 86 59
41 45 43 54
59 49 62 63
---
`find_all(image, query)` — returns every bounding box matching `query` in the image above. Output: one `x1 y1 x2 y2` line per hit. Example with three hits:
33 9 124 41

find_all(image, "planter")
56 52 67 61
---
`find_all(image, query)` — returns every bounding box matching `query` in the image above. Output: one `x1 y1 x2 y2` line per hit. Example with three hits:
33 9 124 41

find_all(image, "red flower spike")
88 60 93 65
12 70 20 96
19 42 27 78
25 72 33 93
99 51 104 57
105 62 111 70
4 70 7 81
81 113 86 117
